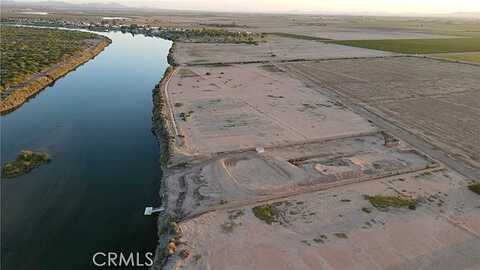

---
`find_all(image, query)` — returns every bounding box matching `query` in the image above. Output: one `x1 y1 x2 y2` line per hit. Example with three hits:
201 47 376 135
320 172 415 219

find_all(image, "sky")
13 0 480 14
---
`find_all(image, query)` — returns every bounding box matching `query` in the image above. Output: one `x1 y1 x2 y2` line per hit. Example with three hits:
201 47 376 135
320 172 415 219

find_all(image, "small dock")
144 207 165 216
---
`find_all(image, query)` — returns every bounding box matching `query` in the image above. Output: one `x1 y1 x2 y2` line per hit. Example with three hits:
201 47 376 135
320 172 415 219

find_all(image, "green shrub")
252 204 279 225
2 150 51 178
468 183 480 195
366 195 417 210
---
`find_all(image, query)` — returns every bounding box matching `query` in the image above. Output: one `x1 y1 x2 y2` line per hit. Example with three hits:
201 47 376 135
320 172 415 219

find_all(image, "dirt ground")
159 53 480 270
160 48 480 270
142 11 480 270
164 132 437 219
174 35 395 65
174 169 480 270
281 57 480 168
167 63 376 156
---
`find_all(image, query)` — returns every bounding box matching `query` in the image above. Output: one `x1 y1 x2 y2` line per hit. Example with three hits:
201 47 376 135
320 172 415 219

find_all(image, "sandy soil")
145 12 480 270
166 63 376 156
174 169 480 270
157 54 479 270
157 55 480 270
280 57 480 168
164 132 437 219
174 35 395 65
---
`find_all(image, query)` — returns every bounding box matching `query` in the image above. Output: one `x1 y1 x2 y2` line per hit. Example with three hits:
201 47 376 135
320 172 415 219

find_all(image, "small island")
0 26 111 114
2 150 51 178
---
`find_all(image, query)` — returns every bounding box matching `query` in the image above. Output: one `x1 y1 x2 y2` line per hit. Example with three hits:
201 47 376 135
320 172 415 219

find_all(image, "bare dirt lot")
173 169 480 270
281 57 480 168
164 132 437 219
158 52 480 270
174 35 395 65
143 12 480 270
167 63 376 156
159 51 480 270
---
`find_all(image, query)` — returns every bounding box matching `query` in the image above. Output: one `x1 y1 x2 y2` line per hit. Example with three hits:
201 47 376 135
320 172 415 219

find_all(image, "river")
1 30 171 269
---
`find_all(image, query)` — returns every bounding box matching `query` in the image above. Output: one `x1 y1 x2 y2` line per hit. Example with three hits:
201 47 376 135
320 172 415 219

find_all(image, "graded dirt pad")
280 57 480 167
173 36 394 65
164 132 436 219
172 169 480 270
167 63 376 156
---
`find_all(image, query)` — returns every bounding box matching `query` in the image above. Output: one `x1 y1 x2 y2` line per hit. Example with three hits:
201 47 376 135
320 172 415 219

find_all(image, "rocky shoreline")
0 37 111 115
151 42 183 270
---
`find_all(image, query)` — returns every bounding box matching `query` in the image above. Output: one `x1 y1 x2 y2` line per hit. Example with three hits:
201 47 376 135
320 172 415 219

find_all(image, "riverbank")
150 42 184 269
0 36 111 114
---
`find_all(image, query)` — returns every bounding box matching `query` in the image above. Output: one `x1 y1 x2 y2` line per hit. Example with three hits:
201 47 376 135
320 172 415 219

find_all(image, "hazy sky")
16 0 480 14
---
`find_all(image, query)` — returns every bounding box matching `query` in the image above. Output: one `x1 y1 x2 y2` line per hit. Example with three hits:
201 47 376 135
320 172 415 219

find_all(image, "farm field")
281 57 480 167
431 52 480 63
330 37 480 54
177 169 480 270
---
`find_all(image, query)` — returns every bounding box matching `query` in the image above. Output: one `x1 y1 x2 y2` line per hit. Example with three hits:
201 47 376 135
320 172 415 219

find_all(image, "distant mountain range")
1 0 480 18
1 0 130 10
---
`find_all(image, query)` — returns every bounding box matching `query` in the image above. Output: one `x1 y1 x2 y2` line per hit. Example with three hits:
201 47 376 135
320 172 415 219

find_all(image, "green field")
333 16 480 37
0 26 99 91
330 37 480 54
432 52 480 63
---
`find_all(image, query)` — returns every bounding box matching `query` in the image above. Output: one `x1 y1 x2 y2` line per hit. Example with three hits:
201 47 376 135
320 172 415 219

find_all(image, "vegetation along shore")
1 150 51 178
0 26 111 114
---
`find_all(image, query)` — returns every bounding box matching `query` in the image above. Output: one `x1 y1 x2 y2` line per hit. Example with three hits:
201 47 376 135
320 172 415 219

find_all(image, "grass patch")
2 150 50 178
219 199 228 205
361 207 372 213
252 204 279 225
330 37 480 54
193 254 202 263
367 195 417 210
432 52 480 63
468 183 480 195
333 232 348 239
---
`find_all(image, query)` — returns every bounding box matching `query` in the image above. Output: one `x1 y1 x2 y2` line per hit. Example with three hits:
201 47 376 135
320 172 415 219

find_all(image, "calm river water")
1 30 171 269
